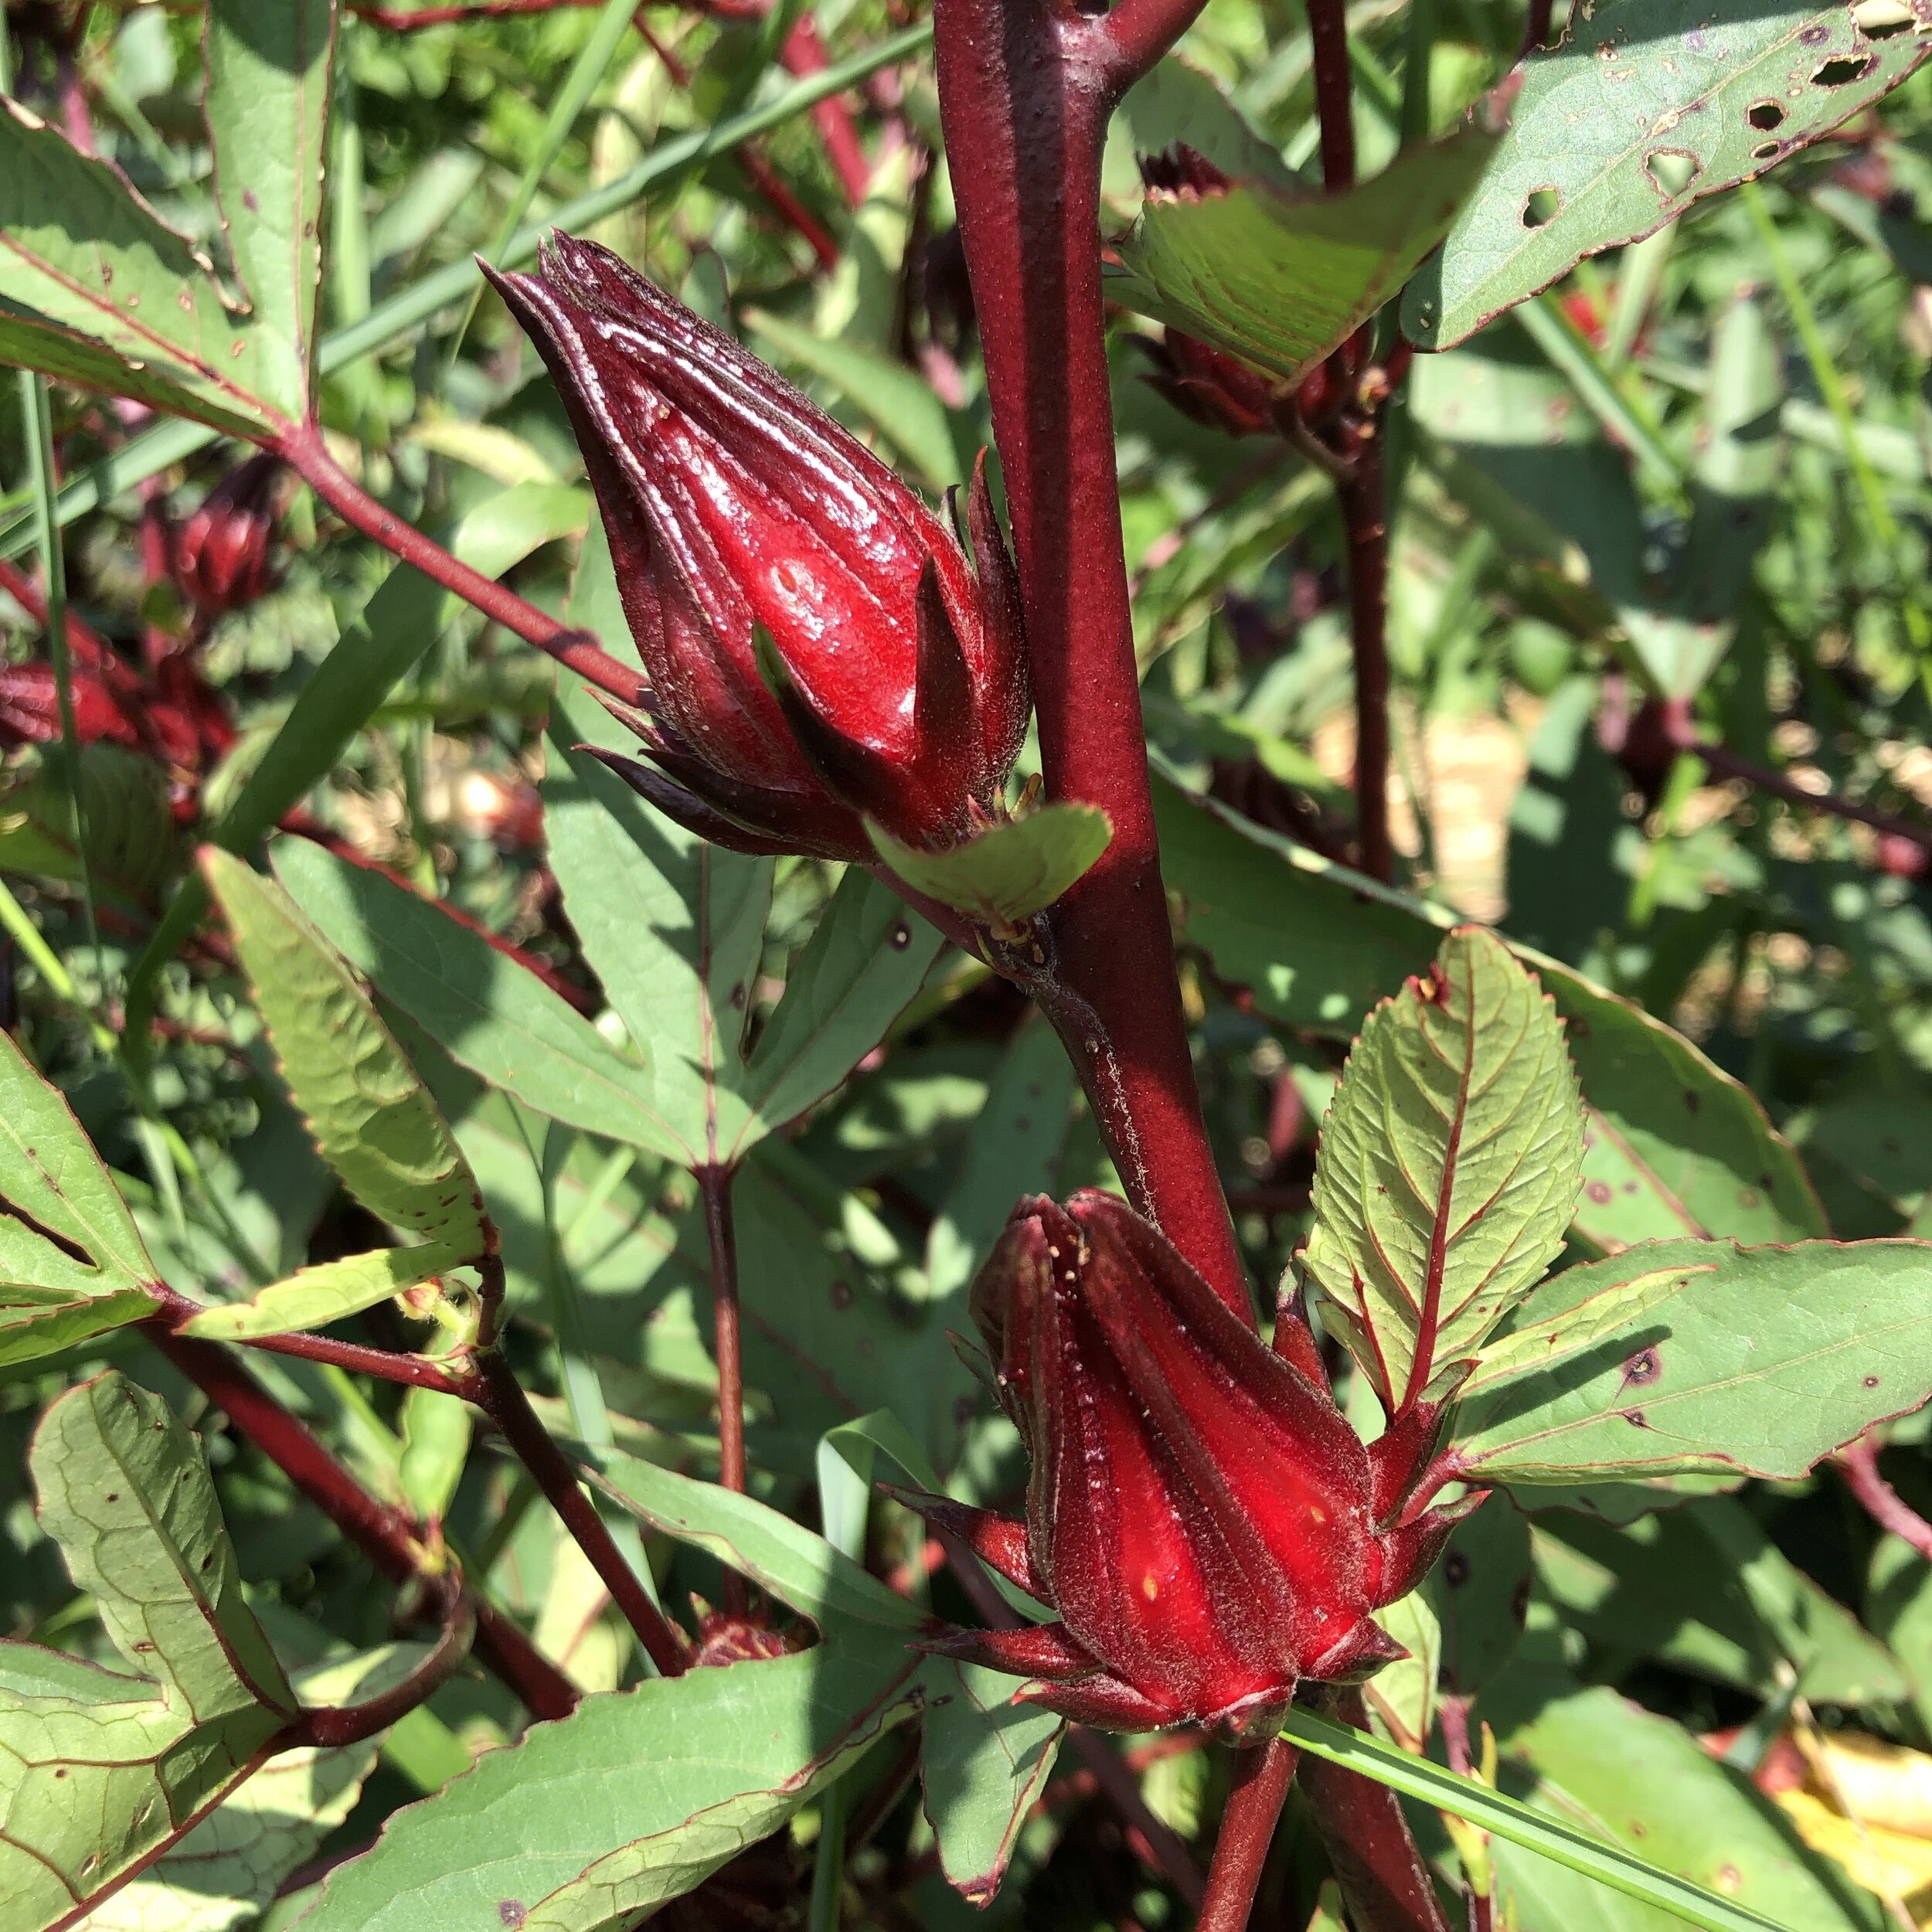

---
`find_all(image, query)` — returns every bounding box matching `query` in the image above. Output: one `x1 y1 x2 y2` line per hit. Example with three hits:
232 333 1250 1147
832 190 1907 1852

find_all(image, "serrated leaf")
203 849 488 1274
1109 126 1498 387
82 1648 407 1932
270 835 680 1155
869 804 1111 930
204 0 337 420
1448 1237 1932 1488
297 1464 923 1932
1151 775 1825 1248
920 1661 1063 1905
1304 927 1586 1413
0 1374 296 1931
182 1243 468 1342
1401 0 1929 351
0 100 277 434
0 1032 161 1369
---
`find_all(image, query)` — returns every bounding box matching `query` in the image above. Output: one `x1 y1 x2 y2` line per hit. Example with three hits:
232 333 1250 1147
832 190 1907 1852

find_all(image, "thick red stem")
1199 1737 1297 1932
930 0 1247 1320
1301 1689 1454 1932
1837 1432 1932 1560
1306 0 1356 189
150 1325 577 1722
1342 448 1393 884
294 1580 478 1747
281 423 644 705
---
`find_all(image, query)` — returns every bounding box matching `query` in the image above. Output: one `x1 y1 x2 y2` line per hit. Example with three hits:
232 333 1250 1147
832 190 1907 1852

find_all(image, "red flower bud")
1139 329 1279 439
911 1192 1472 1742
0 664 141 750
171 454 281 621
486 236 1029 861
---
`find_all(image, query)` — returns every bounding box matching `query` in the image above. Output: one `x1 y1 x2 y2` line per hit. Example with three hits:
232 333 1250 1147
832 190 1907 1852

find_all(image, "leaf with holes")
1111 124 1498 386
0 1373 298 1932
202 848 488 1264
1447 1238 1932 1488
1303 927 1585 1414
0 1032 161 1369
0 100 277 435
1402 0 1930 349
869 804 1111 932
203 0 337 422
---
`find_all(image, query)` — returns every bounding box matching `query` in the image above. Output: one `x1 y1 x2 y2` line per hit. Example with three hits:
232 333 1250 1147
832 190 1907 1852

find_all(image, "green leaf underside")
0 1030 161 1366
1151 778 1824 1250
1402 0 1929 350
1304 929 1585 1411
2 1375 294 1930
204 0 335 423
869 804 1112 930
1451 1237 1932 1485
1279 1708 1788 1932
182 1243 468 1342
299 1459 924 1932
1110 125 1497 386
205 849 488 1267
0 100 276 434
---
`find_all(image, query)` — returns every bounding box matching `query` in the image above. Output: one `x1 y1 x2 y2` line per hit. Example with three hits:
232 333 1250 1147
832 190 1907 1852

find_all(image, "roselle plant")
5 2 1932 1931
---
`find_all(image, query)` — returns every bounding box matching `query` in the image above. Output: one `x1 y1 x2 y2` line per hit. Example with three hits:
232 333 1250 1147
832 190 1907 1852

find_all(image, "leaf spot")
1716 1864 1742 1893
1621 1407 1648 1427
243 189 260 214
1586 1181 1613 1205
1865 1375 1881 1389
889 921 912 951
829 1277 854 1311
1621 1348 1662 1388
498 1905 526 1927
1444 1552 1471 1587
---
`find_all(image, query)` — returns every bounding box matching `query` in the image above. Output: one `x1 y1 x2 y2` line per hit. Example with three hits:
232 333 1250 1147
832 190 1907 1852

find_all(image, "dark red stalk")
1197 1738 1298 1932
1340 447 1393 883
699 1163 749 1617
281 423 644 706
1836 1431 1932 1560
349 0 599 24
293 1580 478 1747
1522 0 1555 54
1305 0 1356 190
467 1350 690 1676
233 1327 467 1393
780 15 873 206
1300 1689 1453 1932
150 1325 578 1723
930 0 1249 1321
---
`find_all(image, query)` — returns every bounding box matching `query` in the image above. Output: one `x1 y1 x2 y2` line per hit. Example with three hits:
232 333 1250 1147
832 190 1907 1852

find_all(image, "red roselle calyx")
170 453 281 622
910 1192 1476 1743
487 235 1029 862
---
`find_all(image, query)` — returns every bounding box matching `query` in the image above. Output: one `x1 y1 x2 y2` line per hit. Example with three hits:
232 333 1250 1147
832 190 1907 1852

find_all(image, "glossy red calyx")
912 1191 1471 1743
486 233 1029 862
170 454 281 621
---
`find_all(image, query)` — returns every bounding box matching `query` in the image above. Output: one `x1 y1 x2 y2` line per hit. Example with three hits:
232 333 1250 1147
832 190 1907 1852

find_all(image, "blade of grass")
809 1430 873 1932
0 19 933 559
1279 1709 1788 1932
1516 293 1684 495
444 0 641 367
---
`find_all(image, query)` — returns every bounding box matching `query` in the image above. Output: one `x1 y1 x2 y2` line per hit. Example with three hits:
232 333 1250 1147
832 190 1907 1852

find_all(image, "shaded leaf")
870 804 1111 931
0 1032 160 1368
1450 1237 1932 1488
1403 0 1928 350
1110 126 1498 386
1304 927 1585 1412
204 0 337 420
182 1244 467 1342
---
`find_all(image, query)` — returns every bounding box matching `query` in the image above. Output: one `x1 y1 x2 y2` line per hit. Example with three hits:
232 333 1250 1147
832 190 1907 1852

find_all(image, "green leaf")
920 1661 1064 1906
270 835 679 1155
1360 1588 1440 1755
1303 927 1585 1412
745 308 962 491
0 100 276 434
869 804 1112 931
202 847 488 1258
1449 1237 1932 1488
0 1374 297 1930
1402 0 1928 351
1151 774 1825 1249
204 0 337 420
0 740 178 906
1478 1664 1872 1932
83 1647 406 1932
1459 1262 1696 1399
182 1243 468 1342
399 1383 471 1523
1434 1499 1532 1697
1278 1706 1791 1932
1536 1498 1909 1706
0 1032 161 1368
1109 125 1498 387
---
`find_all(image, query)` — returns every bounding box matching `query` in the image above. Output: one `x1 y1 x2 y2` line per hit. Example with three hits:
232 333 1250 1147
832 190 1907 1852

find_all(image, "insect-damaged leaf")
0 1031 162 1369
1402 0 1930 351
1304 927 1585 1413
0 1374 297 1931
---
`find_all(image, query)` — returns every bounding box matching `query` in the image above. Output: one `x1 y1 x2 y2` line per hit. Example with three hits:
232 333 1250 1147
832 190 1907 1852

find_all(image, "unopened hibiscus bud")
171 454 281 621
0 664 141 750
909 1192 1474 1742
1140 328 1279 439
486 235 1029 862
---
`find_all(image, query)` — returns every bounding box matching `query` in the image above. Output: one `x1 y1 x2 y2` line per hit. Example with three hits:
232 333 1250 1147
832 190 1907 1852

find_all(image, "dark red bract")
487 234 1029 861
911 1192 1471 1743
171 454 281 621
